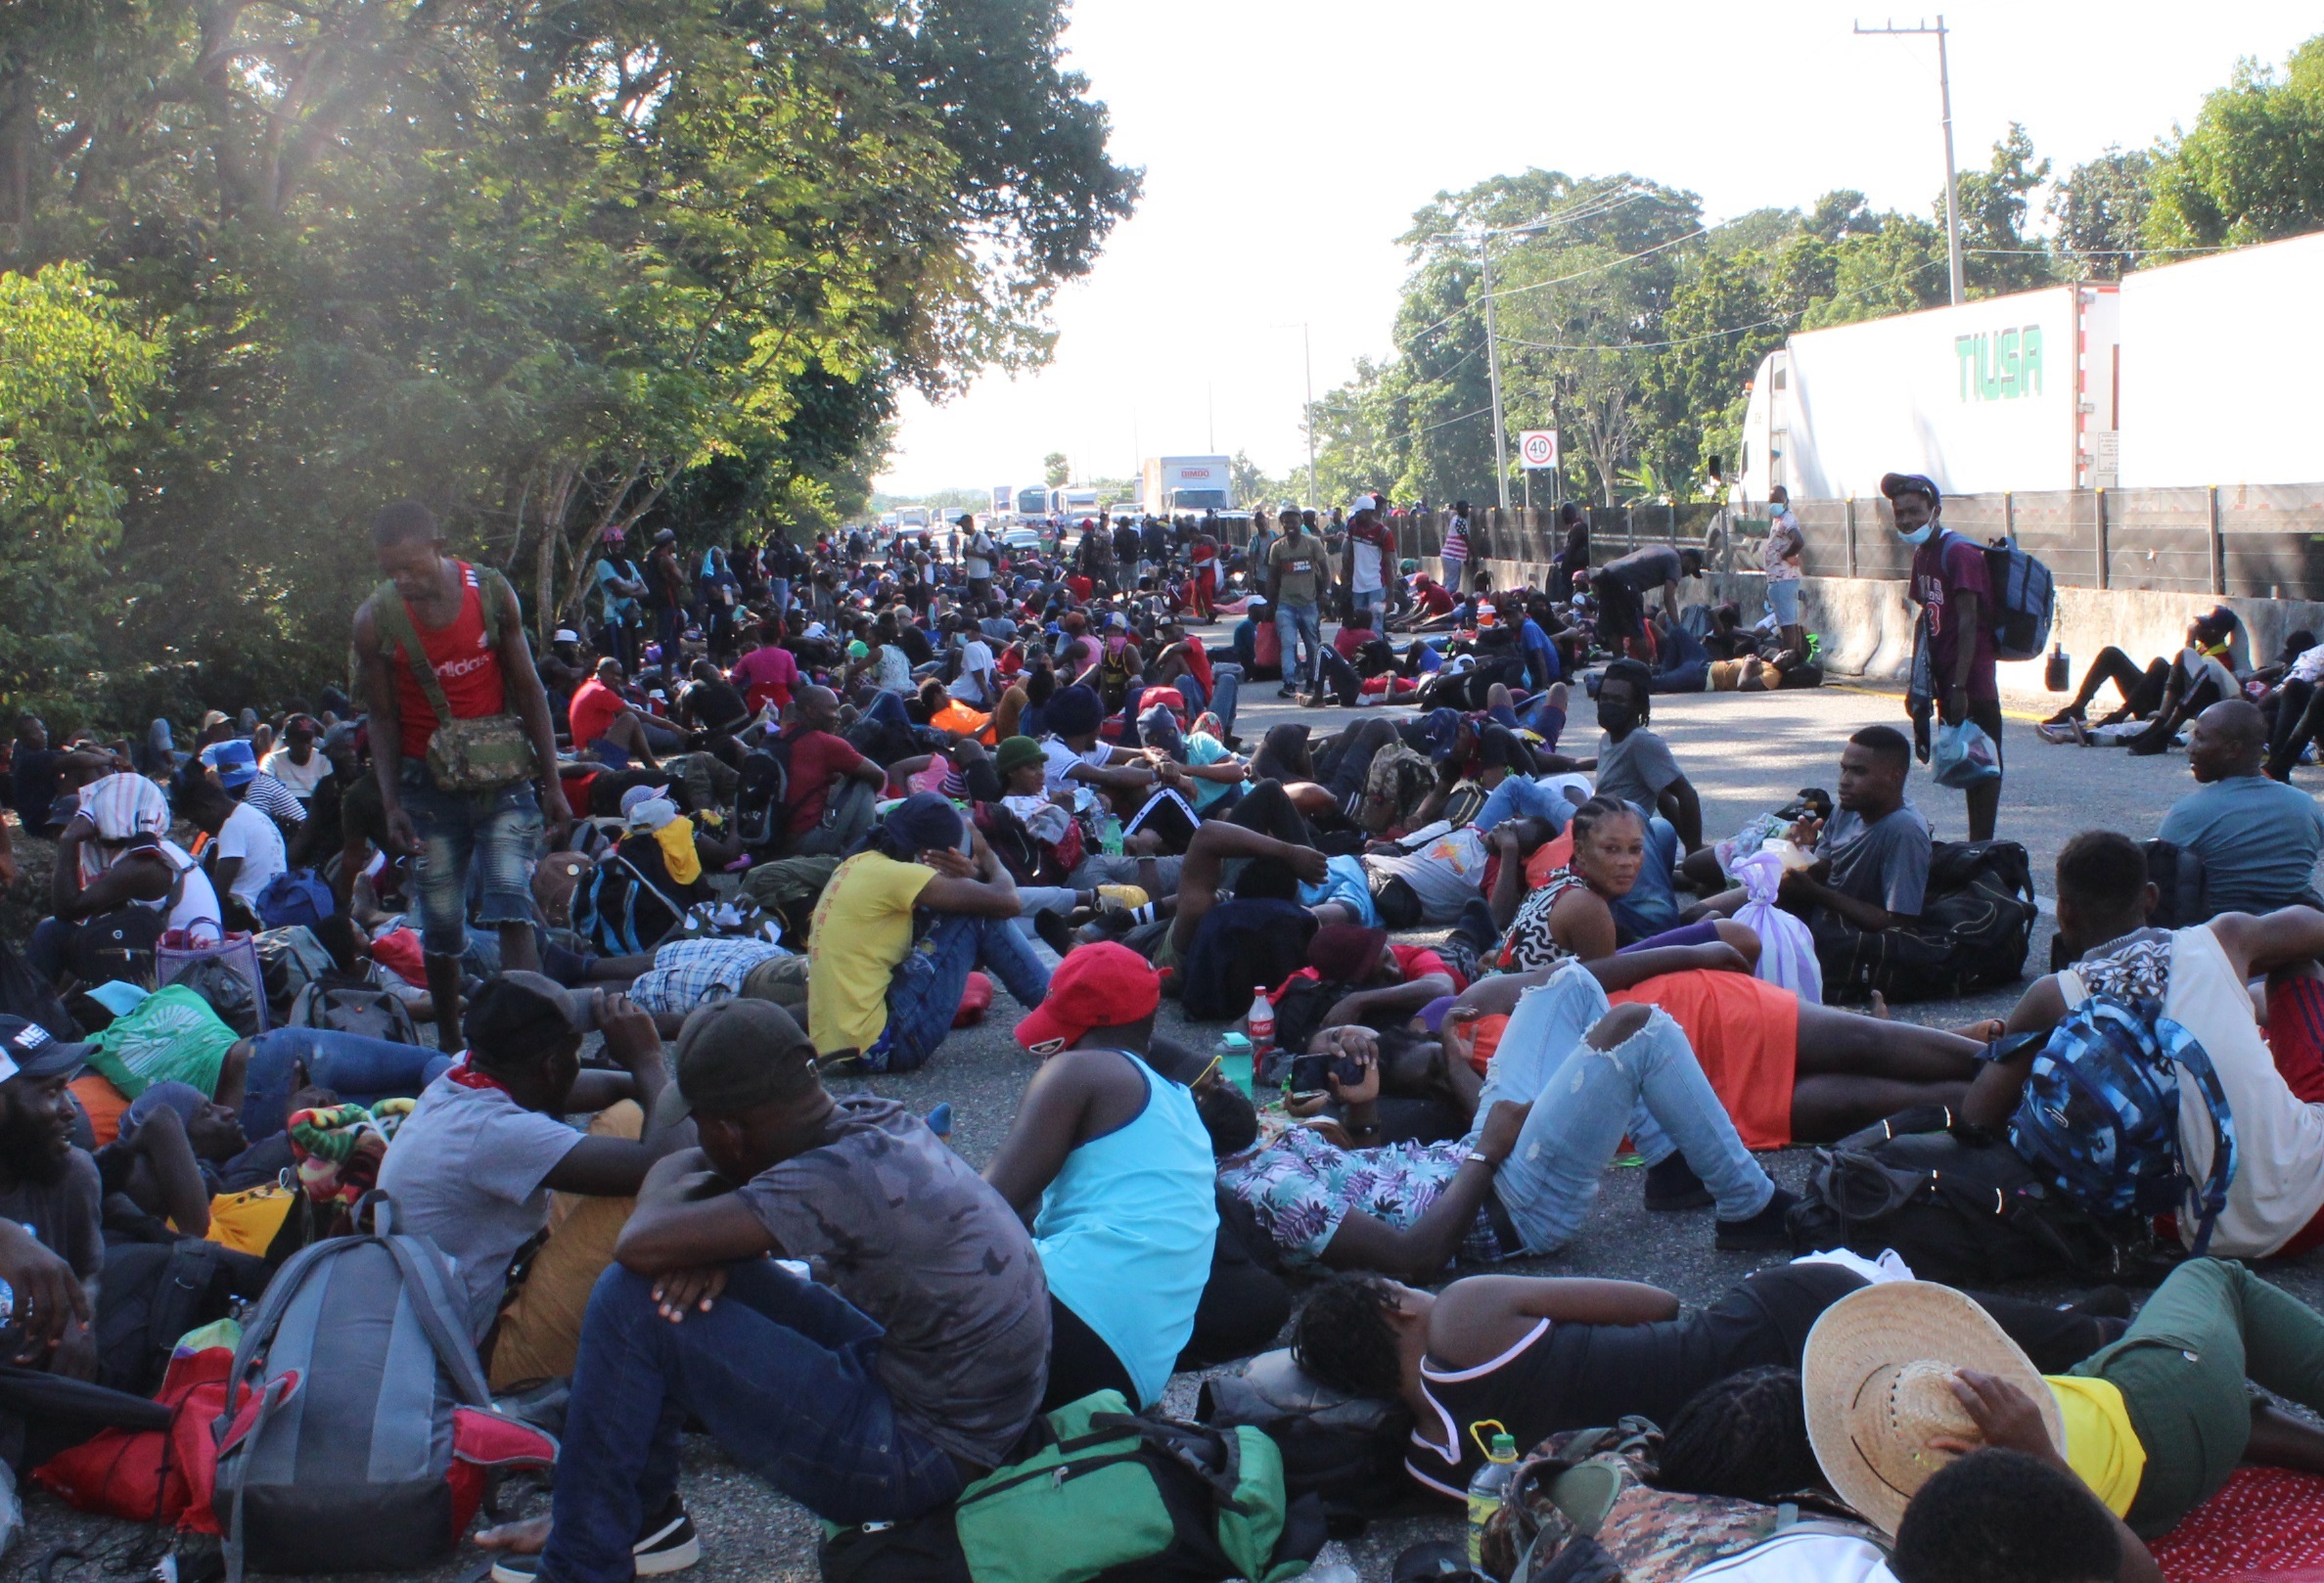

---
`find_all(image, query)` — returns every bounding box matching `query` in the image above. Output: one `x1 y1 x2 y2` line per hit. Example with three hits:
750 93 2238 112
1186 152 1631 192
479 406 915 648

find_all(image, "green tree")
1954 123 2059 295
2147 35 2324 248
0 263 164 721
0 0 1136 715
1043 452 1071 488
2051 147 2156 279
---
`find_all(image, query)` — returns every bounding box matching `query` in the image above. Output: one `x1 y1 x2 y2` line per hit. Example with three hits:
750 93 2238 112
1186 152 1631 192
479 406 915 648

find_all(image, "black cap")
668 999 821 1118
1879 472 1941 507
0 1016 93 1083
463 972 583 1063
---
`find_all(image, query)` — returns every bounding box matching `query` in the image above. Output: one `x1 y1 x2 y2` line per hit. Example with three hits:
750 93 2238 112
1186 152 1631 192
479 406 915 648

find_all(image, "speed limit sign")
1518 430 1560 469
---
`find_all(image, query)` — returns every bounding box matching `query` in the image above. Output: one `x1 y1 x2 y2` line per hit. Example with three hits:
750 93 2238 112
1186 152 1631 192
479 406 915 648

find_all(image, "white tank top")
2062 924 2324 1256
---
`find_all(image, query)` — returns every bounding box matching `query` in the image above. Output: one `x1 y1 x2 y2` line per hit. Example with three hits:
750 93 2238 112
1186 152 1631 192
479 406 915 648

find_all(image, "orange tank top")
389 562 507 760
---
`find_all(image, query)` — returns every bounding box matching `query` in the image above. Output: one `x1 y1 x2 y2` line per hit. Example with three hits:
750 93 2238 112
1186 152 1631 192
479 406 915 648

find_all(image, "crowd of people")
3 471 2324 1583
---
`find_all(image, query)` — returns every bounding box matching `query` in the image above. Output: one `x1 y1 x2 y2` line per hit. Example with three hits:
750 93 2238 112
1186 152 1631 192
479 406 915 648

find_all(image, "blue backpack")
1981 536 2056 661
2008 994 2237 1254
255 869 335 930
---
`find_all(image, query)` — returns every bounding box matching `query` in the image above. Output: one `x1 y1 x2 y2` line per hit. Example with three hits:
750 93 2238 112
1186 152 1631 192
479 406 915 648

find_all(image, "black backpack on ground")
1813 839 2037 1004
1267 976 1354 1063
1785 1111 2180 1288
96 1240 275 1397
735 742 792 850
71 905 167 989
1198 1350 1423 1538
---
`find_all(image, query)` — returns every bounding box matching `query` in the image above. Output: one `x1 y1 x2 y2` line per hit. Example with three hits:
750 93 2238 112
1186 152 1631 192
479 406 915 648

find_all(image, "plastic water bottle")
1245 989 1275 1066
1215 1030 1253 1096
1097 811 1124 856
1466 1426 1520 1578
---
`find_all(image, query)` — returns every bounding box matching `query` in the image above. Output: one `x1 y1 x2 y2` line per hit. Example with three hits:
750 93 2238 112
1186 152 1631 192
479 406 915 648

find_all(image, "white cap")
553 628 580 644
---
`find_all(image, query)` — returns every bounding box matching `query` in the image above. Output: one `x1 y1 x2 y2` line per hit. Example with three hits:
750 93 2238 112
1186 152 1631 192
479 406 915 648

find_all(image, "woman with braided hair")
1287 1266 2125 1501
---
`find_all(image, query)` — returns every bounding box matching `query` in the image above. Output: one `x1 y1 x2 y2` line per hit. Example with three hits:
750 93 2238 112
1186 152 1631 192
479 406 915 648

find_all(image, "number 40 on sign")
1518 430 1559 470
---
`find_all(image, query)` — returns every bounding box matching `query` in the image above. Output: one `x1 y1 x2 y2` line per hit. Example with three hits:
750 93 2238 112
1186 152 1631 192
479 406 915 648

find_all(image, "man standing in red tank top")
356 501 570 1050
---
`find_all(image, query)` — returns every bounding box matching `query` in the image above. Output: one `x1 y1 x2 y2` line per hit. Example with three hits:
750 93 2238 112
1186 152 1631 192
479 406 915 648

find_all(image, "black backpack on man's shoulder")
1786 1110 2179 1288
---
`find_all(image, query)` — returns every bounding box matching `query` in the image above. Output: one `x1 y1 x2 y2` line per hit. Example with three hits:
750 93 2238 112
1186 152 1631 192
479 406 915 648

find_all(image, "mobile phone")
1287 1052 1331 1097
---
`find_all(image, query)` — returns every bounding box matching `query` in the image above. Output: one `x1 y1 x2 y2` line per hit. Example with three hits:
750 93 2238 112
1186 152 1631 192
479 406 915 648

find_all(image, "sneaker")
1713 1186 1800 1251
487 1499 700 1583
1642 1153 1712 1211
1031 907 1076 957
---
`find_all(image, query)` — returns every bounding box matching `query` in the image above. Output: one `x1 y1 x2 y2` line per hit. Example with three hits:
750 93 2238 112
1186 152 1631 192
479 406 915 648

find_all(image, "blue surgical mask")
1897 521 1938 546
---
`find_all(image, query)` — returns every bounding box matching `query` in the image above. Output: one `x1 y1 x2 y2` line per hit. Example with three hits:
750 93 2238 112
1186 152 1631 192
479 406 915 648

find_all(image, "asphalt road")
19 628 2324 1583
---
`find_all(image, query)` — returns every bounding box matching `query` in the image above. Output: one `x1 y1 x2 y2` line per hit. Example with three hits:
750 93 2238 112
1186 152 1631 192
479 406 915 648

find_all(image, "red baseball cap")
1016 942 1163 1056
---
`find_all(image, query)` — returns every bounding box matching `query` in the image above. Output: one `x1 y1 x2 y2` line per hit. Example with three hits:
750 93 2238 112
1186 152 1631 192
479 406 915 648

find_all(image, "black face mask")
1598 701 1639 735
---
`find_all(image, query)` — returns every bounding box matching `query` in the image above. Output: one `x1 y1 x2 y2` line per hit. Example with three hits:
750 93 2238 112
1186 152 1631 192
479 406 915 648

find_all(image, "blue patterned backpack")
2008 994 2237 1253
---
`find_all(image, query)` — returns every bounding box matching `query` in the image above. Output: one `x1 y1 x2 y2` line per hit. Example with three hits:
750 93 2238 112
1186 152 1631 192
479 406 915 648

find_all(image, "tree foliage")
0 263 165 718
0 0 1136 722
2146 36 2324 248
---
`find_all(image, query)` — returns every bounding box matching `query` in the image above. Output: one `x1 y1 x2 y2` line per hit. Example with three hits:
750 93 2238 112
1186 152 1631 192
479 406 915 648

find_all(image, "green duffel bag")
820 1390 1327 1583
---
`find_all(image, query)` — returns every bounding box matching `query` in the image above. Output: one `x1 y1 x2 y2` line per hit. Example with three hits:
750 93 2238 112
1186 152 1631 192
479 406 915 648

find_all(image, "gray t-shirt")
1818 801 1933 919
1601 544 1682 594
735 1096 1049 1465
377 1076 584 1339
1593 728 1682 812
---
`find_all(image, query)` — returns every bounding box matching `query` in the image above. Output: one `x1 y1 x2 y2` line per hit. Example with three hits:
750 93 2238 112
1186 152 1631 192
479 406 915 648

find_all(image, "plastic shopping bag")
1731 849 1822 1005
1931 719 2002 789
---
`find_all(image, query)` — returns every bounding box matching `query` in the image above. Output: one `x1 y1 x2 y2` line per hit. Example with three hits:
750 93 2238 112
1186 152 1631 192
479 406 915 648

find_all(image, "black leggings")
1318 716 1403 808
2271 677 2324 779
2068 647 2170 719
1184 1198 1293 1368
1043 1294 1137 1412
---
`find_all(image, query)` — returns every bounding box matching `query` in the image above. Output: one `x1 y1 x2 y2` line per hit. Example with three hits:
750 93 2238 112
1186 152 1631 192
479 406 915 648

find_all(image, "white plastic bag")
1931 718 2002 788
1731 849 1822 1004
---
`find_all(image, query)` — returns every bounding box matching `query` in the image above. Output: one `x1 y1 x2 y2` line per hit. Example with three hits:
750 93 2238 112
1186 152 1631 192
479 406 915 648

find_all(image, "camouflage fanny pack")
373 571 538 793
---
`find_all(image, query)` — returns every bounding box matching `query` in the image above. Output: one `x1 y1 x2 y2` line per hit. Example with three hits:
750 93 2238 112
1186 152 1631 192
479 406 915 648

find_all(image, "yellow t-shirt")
806 852 935 1057
2047 1376 2147 1518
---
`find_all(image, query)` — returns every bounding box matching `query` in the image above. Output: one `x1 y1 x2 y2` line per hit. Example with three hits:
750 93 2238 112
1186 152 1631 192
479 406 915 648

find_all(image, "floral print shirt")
1216 1125 1508 1269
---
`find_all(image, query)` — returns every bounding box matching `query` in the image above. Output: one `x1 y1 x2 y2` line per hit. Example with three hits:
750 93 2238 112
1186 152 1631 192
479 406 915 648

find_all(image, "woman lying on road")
1443 947 2001 1165
1287 1261 2126 1499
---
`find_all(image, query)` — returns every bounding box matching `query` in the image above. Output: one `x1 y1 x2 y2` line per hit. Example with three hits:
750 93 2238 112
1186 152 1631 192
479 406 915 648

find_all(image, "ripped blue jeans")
1469 965 1772 1252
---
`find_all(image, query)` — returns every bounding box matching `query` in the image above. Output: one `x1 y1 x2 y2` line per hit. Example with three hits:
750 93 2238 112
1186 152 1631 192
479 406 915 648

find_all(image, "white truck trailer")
1738 283 2120 503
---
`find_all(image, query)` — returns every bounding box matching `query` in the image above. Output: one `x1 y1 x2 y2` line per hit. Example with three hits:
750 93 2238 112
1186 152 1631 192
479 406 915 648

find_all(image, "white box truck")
2116 229 2324 488
1140 455 1234 514
1738 283 2119 502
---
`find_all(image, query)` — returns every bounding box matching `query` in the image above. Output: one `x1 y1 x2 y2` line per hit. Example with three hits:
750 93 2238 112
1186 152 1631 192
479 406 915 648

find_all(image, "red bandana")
444 1059 513 1097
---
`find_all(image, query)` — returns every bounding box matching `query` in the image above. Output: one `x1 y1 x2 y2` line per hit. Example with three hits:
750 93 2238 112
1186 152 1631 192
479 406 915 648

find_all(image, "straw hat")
1801 1282 2065 1535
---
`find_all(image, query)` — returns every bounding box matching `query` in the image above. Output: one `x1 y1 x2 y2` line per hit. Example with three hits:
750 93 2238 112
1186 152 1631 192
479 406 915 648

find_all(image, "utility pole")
1302 323 1317 510
1481 242 1512 512
1855 15 1965 305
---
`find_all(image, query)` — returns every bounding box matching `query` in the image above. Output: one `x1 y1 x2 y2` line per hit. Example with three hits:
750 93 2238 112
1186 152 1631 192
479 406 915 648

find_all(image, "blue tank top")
1033 1051 1218 1405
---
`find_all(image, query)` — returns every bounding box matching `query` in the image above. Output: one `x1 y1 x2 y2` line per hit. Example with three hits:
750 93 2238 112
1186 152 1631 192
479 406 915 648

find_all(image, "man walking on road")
1888 471 2002 843
1342 499 1390 620
1267 512 1332 699
357 501 570 1051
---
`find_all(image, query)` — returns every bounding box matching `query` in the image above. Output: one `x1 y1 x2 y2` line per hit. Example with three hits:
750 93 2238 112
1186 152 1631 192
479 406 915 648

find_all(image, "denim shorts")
1766 576 1800 625
398 762 543 956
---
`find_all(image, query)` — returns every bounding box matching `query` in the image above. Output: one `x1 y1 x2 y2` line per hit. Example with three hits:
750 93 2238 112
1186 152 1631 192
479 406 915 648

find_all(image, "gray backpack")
211 1194 558 1580
288 979 421 1044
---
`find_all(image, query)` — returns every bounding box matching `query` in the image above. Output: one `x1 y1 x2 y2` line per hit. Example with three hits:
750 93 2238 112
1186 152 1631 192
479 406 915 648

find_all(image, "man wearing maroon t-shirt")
777 685 886 857
1887 472 2003 842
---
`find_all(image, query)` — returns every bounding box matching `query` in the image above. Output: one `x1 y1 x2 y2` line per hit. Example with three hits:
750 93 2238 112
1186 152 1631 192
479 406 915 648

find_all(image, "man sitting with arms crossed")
485 1000 1049 1583
379 973 683 1390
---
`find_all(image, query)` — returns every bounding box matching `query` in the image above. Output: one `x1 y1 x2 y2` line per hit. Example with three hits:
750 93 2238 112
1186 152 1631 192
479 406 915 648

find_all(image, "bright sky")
874 1 2317 500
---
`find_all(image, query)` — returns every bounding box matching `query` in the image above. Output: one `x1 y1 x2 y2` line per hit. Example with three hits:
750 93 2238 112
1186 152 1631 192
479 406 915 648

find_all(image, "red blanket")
2152 1466 2324 1583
